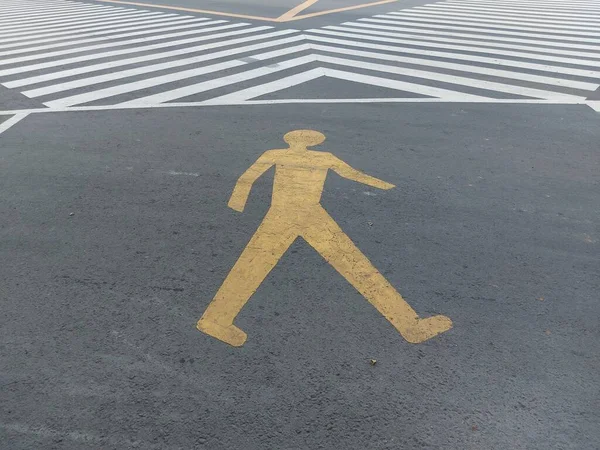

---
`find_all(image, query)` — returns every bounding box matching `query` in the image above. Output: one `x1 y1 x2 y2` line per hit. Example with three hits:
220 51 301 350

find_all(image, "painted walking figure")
198 130 452 346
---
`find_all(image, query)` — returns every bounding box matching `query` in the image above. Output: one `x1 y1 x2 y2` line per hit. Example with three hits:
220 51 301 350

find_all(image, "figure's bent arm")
331 156 395 190
228 153 275 212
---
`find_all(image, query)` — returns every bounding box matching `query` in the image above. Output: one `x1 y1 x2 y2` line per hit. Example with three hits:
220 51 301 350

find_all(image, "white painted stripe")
407 8 600 26
0 14 188 44
415 5 600 23
326 25 600 59
0 6 121 23
305 32 600 79
337 22 600 51
6 26 280 88
453 0 600 6
435 3 600 18
203 68 325 104
22 31 300 96
451 0 600 7
317 55 585 100
0 5 116 20
0 12 181 39
307 29 600 72
0 8 141 29
587 101 600 111
44 44 312 108
382 12 600 31
0 98 593 115
0 19 211 57
310 43 598 91
0 17 208 52
446 0 600 13
0 19 229 66
347 20 600 44
0 113 29 136
323 68 491 100
117 53 316 106
0 11 155 35
0 23 250 77
365 17 600 37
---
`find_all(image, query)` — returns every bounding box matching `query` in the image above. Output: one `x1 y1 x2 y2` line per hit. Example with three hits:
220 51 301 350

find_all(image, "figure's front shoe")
400 315 453 344
197 318 248 347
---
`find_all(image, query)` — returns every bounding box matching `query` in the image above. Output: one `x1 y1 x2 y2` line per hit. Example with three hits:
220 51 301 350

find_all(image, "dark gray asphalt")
1 104 599 449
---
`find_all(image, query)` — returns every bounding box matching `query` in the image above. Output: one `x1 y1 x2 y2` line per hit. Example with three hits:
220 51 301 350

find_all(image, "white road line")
0 8 143 30
0 23 250 77
305 31 600 78
337 22 600 51
0 12 182 39
0 113 29 136
23 31 299 97
382 11 600 31
117 52 316 106
0 6 122 24
305 32 600 80
446 0 600 13
435 3 600 18
323 68 489 100
0 5 116 20
202 68 325 104
0 99 597 116
0 19 229 66
400 9 600 27
44 43 312 108
316 55 586 100
6 26 279 89
309 43 598 91
366 17 600 37
0 19 212 57
414 5 600 23
0 14 187 45
350 20 600 44
325 25 600 58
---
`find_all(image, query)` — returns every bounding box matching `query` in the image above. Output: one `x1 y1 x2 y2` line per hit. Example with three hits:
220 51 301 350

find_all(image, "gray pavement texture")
1 104 599 449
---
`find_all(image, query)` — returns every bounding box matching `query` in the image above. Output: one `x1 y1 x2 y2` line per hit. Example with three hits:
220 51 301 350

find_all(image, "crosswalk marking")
0 0 598 111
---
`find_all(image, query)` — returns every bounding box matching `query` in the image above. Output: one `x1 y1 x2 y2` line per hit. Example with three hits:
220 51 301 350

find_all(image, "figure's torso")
268 150 333 209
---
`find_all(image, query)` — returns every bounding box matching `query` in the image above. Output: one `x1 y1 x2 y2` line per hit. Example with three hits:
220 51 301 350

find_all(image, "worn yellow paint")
276 0 319 21
286 0 399 21
197 130 452 347
98 0 398 22
97 0 281 21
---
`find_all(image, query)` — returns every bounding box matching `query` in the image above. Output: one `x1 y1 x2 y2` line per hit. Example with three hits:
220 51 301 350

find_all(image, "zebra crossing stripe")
309 43 598 91
412 6 600 24
305 32 600 79
44 42 311 108
0 19 213 56
381 12 600 31
323 25 600 57
0 0 598 109
23 31 299 98
0 20 230 66
117 52 316 106
5 26 280 89
0 23 252 76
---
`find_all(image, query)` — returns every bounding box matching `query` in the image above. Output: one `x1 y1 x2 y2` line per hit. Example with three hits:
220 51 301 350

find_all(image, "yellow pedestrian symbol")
198 130 452 347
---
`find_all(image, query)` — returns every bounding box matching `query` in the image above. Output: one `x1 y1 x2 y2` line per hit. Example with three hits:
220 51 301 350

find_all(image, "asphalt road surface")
1 0 599 449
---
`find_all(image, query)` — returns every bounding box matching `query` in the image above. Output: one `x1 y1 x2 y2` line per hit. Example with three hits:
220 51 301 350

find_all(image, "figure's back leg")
302 208 452 344
198 212 297 346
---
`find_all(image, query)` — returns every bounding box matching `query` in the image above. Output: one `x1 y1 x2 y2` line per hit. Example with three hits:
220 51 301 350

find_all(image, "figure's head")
283 129 326 150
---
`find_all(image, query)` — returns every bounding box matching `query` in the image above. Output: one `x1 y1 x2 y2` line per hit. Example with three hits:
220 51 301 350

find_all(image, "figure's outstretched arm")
228 153 275 212
331 156 395 190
